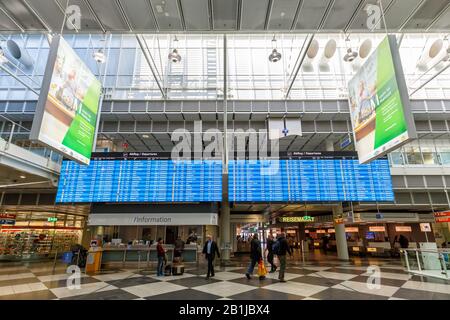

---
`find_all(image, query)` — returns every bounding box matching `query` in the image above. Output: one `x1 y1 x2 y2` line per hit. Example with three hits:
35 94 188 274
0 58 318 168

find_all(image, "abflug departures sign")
348 35 417 164
30 35 102 165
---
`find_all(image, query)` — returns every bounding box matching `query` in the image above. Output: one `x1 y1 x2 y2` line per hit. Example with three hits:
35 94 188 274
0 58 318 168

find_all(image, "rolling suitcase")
164 264 172 276
172 263 185 275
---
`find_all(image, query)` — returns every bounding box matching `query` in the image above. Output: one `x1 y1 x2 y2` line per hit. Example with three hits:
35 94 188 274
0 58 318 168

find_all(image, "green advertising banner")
348 36 415 164
31 35 102 165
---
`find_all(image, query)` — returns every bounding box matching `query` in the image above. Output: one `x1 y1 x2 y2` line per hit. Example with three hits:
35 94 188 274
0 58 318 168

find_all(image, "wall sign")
369 226 386 232
278 216 314 223
0 213 16 225
395 226 412 232
434 211 450 223
345 227 359 233
420 223 431 232
88 213 219 226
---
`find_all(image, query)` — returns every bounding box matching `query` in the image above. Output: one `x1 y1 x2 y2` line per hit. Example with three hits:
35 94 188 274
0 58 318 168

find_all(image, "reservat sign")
434 210 450 223
278 216 314 223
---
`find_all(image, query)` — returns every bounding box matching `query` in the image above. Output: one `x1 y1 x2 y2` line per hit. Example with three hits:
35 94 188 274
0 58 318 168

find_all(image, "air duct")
5 40 34 68
416 39 444 72
318 39 337 72
302 39 319 72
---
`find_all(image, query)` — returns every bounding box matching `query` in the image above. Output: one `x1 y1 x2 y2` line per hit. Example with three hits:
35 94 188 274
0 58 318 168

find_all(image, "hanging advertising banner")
347 35 416 164
434 210 450 223
30 35 102 165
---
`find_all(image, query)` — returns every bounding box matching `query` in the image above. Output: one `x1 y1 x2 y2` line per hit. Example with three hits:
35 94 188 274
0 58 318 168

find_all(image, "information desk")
366 242 392 256
101 244 198 267
348 241 365 255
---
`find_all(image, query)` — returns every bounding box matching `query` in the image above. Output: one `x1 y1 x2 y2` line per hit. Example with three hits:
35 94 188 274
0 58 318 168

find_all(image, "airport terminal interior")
0 0 450 301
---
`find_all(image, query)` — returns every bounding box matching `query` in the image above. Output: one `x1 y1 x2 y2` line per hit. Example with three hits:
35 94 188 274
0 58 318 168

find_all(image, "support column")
220 174 231 262
333 205 349 261
326 139 349 261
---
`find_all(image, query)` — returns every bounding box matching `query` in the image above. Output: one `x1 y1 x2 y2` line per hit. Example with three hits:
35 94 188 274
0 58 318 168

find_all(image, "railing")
0 115 63 165
400 248 449 279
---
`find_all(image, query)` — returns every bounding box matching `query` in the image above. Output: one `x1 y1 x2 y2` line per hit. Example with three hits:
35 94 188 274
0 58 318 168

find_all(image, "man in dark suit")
202 234 220 279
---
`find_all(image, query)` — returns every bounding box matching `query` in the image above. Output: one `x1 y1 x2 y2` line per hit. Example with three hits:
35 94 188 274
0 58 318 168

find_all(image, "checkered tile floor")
0 255 449 300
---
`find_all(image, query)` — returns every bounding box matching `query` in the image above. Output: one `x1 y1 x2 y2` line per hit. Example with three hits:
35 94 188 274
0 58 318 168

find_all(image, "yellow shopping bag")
257 259 267 279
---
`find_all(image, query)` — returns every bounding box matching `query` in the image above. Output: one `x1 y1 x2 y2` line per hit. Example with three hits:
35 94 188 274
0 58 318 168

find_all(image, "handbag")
257 259 267 279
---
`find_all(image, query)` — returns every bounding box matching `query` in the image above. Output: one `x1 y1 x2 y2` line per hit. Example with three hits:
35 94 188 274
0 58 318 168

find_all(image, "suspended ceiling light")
0 47 7 65
168 36 181 63
343 37 358 63
93 49 106 64
269 36 281 63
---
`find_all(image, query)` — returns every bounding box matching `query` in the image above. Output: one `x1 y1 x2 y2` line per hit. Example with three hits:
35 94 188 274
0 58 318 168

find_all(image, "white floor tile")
123 282 185 298
264 282 328 297
148 273 196 282
0 286 14 296
50 282 116 299
199 272 242 281
38 273 88 282
92 272 141 282
193 281 256 298
264 272 303 281
401 280 450 295
301 267 332 272
334 281 400 297
361 271 411 281
0 273 36 282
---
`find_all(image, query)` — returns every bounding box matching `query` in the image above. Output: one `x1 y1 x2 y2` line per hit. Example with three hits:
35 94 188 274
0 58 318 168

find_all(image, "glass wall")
388 139 450 166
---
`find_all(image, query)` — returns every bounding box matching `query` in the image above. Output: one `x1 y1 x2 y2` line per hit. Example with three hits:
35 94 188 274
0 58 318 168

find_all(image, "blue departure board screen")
228 152 394 202
56 153 223 203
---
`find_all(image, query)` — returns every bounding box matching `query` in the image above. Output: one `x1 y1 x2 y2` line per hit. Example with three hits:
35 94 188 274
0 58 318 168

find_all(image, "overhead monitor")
347 35 416 164
30 35 102 165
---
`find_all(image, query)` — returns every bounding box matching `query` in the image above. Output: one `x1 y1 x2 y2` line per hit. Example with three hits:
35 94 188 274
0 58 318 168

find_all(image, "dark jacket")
277 236 292 256
250 238 262 260
202 240 220 259
175 239 185 251
267 238 274 253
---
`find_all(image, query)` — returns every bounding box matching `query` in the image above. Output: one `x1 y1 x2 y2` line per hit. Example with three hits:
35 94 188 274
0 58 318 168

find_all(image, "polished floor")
0 251 449 300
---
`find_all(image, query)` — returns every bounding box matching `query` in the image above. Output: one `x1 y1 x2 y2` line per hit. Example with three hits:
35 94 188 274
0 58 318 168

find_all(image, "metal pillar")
220 34 231 263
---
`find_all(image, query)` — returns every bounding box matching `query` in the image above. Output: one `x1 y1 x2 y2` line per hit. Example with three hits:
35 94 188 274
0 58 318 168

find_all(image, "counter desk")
100 244 199 267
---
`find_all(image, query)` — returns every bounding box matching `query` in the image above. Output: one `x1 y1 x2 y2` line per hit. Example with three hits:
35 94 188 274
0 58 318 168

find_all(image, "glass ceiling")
1 32 450 100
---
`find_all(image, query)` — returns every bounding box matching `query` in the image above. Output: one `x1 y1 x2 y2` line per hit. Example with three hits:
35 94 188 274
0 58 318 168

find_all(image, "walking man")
266 234 277 273
245 234 262 279
202 234 220 279
276 233 292 282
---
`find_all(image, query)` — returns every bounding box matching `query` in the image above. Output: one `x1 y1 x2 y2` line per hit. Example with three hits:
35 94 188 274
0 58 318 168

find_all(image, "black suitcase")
164 264 172 276
172 263 185 275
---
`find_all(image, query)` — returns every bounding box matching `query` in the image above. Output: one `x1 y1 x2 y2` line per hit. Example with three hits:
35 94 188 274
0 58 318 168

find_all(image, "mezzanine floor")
0 251 449 300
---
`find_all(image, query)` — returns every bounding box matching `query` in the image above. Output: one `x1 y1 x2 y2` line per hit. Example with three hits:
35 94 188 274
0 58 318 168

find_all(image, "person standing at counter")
399 235 409 249
203 234 220 280
156 238 166 277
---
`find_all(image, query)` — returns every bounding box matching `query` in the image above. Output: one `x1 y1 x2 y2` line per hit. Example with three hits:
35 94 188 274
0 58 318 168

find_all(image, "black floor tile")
0 289 57 300
32 269 67 277
379 267 409 274
327 267 365 275
62 289 139 300
410 275 450 285
0 269 30 276
311 288 388 300
284 268 317 275
228 288 304 300
349 275 408 287
147 288 222 300
229 276 280 287
43 276 102 289
392 288 450 300
290 275 343 287
106 276 160 288
168 276 222 288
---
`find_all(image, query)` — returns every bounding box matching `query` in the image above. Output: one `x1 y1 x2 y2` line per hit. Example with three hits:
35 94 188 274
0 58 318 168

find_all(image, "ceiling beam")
53 0 79 32
426 0 450 31
115 0 134 32
176 0 186 31
398 0 427 32
83 0 106 33
207 0 213 30
146 0 160 31
343 0 366 34
237 0 242 31
264 0 273 30
135 34 167 99
0 4 25 32
21 0 52 32
290 0 303 31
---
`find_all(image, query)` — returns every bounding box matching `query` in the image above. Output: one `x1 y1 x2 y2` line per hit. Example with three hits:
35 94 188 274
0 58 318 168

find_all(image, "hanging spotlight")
0 47 8 65
269 36 281 63
343 37 358 63
168 36 181 63
93 49 106 64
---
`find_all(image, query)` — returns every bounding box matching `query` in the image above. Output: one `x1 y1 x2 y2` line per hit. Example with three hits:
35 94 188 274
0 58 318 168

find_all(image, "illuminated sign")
434 211 450 223
420 223 431 232
316 229 326 234
327 229 335 233
367 247 377 252
369 226 386 232
278 216 314 223
305 230 310 233
47 217 58 222
395 226 412 232
345 227 359 233
352 247 360 252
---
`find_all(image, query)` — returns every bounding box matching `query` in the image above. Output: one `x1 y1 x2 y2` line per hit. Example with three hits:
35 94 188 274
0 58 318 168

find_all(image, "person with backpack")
265 234 277 273
274 233 292 282
245 233 262 279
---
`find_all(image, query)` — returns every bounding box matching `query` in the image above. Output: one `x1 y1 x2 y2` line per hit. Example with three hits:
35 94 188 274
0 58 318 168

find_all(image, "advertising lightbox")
348 35 416 164
30 35 102 165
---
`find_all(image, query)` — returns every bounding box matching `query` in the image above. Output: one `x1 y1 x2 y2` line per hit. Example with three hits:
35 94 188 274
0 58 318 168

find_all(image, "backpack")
272 240 281 255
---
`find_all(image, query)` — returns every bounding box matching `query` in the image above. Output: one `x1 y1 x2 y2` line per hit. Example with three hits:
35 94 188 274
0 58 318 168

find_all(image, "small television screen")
366 232 375 240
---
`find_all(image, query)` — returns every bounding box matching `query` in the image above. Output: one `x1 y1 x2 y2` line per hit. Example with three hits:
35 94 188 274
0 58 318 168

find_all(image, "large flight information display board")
56 152 223 203
228 152 394 202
